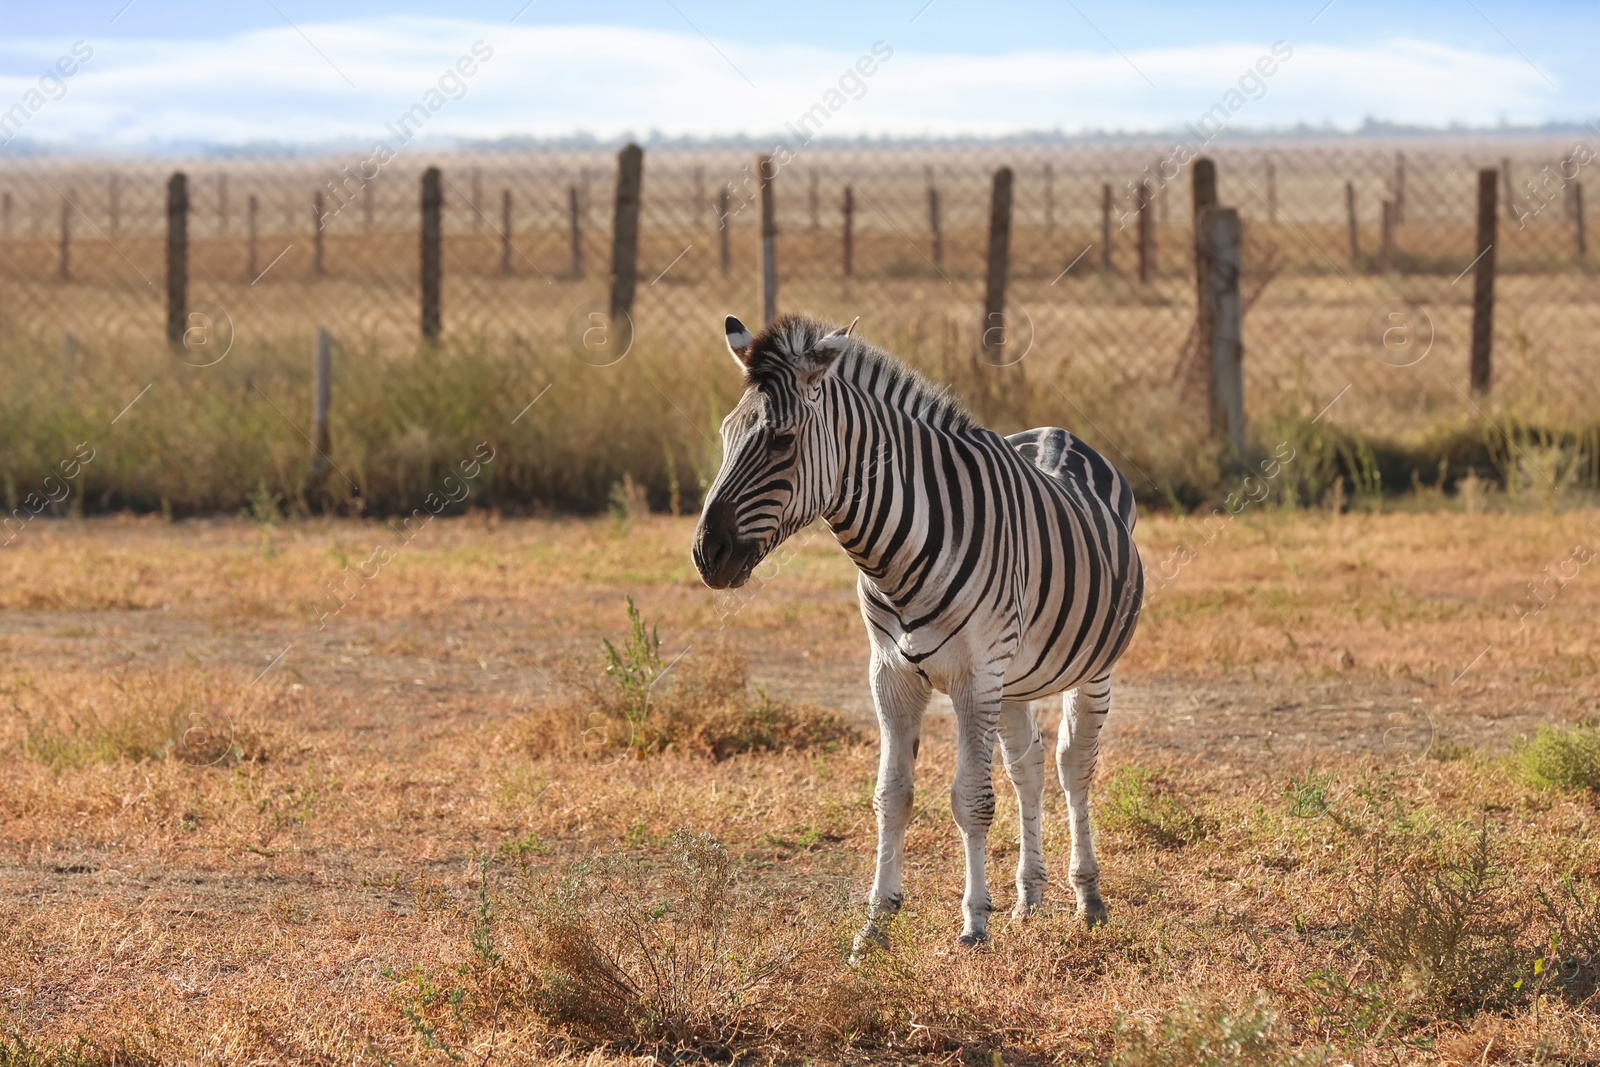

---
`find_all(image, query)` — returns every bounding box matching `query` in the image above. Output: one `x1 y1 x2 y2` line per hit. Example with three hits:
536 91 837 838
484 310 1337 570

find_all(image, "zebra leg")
998 699 1047 917
1056 675 1111 926
852 656 930 959
950 674 1004 946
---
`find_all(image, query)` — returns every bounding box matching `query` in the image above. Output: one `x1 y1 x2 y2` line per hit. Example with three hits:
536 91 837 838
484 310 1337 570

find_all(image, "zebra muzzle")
692 504 759 589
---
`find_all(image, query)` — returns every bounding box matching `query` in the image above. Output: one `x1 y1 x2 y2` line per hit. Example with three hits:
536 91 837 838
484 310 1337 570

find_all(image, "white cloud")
0 17 1567 150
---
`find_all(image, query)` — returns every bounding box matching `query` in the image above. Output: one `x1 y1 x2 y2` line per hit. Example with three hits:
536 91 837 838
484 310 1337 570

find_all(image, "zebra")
692 312 1143 951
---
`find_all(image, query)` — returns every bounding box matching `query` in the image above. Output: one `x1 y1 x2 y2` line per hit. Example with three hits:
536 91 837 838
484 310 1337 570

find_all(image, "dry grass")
520 598 856 760
2 509 1600 1063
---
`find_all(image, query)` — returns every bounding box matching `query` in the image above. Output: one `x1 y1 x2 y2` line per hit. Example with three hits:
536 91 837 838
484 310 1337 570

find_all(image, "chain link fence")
0 135 1595 513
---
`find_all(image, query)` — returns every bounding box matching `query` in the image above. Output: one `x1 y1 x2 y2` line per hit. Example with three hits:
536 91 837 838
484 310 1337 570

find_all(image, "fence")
0 136 1596 512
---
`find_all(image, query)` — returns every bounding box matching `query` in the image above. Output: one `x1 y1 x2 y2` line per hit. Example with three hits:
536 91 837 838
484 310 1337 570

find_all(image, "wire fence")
0 135 1595 510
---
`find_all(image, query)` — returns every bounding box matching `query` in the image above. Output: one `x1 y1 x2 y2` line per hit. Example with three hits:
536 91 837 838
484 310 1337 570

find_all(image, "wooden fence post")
842 185 854 278
1192 156 1218 394
1470 168 1498 394
1100 183 1112 271
569 186 583 279
1137 179 1153 283
167 172 188 350
1393 151 1406 223
58 195 71 282
1044 163 1055 234
1345 181 1358 264
1207 208 1245 452
609 143 643 347
717 187 731 276
313 191 326 277
759 154 777 325
310 328 332 483
1192 158 1217 220
926 167 943 269
247 194 259 281
1575 182 1587 258
982 166 1014 356
1380 200 1395 273
501 189 513 276
420 167 442 341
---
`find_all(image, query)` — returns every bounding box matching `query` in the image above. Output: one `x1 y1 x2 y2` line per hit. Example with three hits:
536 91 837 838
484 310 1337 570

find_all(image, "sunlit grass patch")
9 669 277 770
1517 722 1600 791
1113 995 1329 1067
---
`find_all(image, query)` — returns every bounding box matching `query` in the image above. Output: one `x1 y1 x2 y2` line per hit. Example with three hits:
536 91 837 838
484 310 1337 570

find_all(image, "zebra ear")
724 314 756 368
801 317 857 386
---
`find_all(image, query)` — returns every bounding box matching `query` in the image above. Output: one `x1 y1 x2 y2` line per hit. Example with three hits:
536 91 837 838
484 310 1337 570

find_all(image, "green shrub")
1100 766 1211 848
1115 995 1327 1067
1282 771 1335 819
1518 723 1600 791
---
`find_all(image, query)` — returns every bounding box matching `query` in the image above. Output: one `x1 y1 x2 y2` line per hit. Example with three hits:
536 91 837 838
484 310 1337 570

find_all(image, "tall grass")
3 321 1595 517
0 329 738 517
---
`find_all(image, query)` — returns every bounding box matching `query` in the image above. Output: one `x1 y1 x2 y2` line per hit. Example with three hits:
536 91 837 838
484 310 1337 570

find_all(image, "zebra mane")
743 313 974 432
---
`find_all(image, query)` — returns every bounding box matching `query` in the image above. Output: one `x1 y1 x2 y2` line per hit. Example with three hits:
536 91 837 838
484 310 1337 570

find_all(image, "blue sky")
0 1 1594 149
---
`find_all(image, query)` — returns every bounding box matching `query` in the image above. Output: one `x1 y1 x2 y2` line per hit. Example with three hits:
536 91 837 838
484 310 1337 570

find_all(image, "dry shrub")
1114 995 1328 1067
11 670 278 770
1351 822 1534 1017
1539 877 1600 1006
0 1032 157 1066
520 600 857 761
504 829 829 1054
498 841 1040 1058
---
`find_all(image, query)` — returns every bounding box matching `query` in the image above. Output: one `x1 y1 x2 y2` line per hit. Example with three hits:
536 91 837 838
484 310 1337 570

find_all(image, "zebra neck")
819 388 932 601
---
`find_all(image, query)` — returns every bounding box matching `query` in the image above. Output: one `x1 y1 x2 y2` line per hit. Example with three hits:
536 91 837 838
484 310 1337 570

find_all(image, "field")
4 504 1600 1064
2 134 1599 1065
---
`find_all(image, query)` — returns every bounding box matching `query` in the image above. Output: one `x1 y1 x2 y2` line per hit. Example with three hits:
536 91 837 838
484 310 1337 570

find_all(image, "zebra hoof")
1012 898 1042 920
956 930 989 948
1077 897 1110 927
850 920 890 964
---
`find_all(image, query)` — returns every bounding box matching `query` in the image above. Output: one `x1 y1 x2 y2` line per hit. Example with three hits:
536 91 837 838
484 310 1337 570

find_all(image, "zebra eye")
770 431 796 452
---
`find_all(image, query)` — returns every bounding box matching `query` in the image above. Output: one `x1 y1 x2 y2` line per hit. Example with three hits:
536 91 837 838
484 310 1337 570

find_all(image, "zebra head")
692 313 856 589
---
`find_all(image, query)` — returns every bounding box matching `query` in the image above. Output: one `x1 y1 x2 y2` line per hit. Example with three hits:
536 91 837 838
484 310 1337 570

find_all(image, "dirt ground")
2 508 1599 1064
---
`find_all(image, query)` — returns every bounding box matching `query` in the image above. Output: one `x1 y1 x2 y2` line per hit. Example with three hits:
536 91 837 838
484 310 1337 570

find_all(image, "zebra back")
1005 427 1137 532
